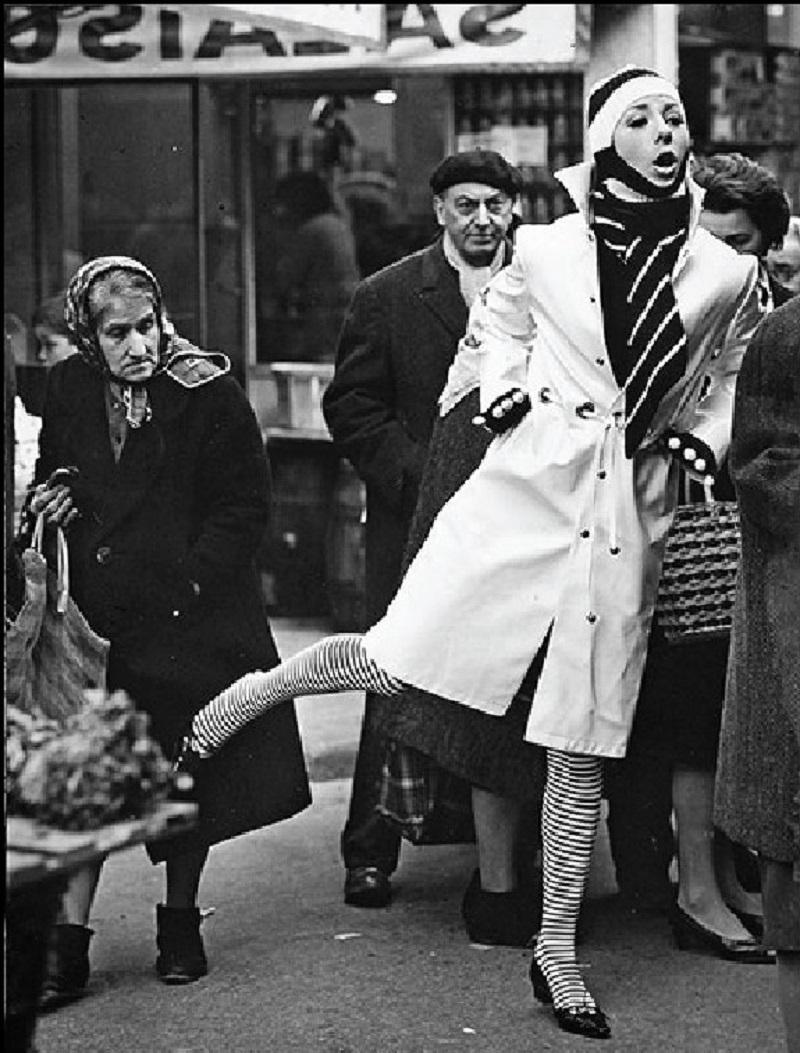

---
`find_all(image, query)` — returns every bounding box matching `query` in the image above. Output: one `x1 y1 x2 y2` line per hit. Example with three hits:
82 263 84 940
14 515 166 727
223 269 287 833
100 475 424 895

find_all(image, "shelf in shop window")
263 425 332 443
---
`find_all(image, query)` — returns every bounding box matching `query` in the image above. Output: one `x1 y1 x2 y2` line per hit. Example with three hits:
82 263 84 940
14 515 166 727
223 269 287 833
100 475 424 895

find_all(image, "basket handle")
31 512 70 614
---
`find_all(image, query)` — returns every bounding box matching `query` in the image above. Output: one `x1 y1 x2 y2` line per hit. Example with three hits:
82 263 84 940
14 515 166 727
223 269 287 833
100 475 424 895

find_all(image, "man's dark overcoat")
323 237 513 860
32 356 311 858
324 237 480 624
715 296 800 863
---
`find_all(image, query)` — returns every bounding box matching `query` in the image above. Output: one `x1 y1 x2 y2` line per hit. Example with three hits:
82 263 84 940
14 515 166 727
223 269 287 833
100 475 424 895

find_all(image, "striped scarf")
591 188 690 457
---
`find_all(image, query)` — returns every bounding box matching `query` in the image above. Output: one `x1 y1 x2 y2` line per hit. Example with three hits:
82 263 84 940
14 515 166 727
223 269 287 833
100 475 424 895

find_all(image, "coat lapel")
94 374 186 541
415 241 469 339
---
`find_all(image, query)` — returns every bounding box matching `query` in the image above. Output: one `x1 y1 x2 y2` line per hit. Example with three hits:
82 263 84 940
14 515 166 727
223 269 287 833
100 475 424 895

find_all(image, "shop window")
251 85 433 367
453 73 585 224
76 82 199 343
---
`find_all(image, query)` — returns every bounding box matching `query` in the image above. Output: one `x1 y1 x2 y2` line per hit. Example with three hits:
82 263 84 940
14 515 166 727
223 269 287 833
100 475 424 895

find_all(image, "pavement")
31 618 786 1053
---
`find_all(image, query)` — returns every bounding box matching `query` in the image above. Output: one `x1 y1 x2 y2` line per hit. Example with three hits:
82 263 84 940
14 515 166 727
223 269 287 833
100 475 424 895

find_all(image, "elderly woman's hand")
29 468 81 529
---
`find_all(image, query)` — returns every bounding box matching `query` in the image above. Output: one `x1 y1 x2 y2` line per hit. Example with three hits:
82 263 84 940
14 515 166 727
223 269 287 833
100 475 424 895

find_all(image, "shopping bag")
5 515 110 721
656 481 741 644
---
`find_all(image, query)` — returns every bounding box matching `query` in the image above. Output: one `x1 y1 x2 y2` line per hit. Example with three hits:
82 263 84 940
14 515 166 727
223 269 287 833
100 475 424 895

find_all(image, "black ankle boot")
461 869 541 947
39 924 94 1011
155 905 208 984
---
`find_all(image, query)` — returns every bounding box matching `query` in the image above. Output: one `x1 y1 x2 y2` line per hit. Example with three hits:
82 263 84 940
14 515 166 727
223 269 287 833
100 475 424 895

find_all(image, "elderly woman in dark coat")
715 296 800 1050
26 256 310 1003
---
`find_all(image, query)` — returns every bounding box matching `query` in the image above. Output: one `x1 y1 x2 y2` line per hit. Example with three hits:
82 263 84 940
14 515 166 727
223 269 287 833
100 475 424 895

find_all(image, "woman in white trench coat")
178 68 762 1041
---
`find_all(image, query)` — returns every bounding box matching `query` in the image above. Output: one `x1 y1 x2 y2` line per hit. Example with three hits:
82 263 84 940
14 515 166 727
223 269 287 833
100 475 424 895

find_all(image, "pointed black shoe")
670 904 774 963
529 955 612 1041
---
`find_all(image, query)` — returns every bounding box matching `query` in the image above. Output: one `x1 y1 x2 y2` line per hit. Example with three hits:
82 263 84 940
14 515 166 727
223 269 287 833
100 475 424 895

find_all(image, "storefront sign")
381 3 586 68
5 4 587 79
3 4 382 79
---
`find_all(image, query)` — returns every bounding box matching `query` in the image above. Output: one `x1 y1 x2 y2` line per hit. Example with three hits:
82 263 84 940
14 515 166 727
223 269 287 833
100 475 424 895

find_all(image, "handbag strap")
31 513 70 614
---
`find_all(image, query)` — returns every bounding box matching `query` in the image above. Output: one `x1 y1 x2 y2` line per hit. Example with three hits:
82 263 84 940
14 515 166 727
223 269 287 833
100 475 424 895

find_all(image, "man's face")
699 208 766 258
433 181 514 266
766 238 800 295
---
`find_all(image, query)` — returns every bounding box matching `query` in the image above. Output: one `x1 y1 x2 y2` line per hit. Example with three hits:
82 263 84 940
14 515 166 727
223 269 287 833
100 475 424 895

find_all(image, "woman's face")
95 292 160 382
35 326 76 366
613 94 690 189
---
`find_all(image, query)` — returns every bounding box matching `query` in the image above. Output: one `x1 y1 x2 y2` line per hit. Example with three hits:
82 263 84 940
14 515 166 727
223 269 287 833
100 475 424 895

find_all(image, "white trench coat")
364 163 763 758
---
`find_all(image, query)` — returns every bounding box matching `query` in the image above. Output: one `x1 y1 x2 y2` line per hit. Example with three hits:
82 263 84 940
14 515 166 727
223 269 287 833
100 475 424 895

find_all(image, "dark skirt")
625 621 730 772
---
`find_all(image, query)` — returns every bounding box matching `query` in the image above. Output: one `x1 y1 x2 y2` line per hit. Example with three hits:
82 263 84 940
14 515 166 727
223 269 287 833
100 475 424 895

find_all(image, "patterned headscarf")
65 255 229 427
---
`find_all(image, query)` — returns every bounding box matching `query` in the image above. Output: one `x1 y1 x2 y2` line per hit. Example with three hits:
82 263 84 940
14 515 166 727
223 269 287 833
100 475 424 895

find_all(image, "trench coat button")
580 529 590 539
590 295 596 303
595 357 605 366
609 546 621 556
597 470 607 480
95 545 112 564
586 612 597 624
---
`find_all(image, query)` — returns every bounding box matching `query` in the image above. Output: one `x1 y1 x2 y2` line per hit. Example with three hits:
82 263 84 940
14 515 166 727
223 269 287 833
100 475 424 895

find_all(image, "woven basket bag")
656 481 741 644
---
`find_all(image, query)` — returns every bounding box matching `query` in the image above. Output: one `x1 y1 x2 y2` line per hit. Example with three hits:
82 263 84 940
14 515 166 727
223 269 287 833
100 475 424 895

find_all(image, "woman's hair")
86 268 157 325
692 153 791 250
274 171 335 221
32 292 70 335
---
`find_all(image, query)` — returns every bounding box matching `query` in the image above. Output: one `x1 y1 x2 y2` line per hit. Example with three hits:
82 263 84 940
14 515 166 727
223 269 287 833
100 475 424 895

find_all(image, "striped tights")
535 748 604 1010
189 638 603 1013
188 634 404 755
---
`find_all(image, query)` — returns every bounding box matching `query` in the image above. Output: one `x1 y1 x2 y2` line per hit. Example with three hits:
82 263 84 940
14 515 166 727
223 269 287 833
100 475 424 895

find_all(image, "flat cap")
429 149 522 197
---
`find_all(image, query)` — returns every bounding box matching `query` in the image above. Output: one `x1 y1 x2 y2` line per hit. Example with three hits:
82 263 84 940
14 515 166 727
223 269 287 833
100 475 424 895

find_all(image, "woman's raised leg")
185 634 404 758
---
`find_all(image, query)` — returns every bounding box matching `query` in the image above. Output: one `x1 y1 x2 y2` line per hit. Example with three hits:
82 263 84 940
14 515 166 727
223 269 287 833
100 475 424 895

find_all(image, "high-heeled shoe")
669 904 774 963
529 955 611 1040
729 907 764 941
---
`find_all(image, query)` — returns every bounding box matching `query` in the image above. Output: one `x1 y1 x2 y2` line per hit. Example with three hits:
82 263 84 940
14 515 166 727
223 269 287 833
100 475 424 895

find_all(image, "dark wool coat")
715 296 800 863
33 356 311 857
323 237 479 624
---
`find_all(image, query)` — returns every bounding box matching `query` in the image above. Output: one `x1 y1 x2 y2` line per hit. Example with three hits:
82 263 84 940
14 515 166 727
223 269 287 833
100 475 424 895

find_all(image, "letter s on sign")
80 5 143 62
460 4 525 46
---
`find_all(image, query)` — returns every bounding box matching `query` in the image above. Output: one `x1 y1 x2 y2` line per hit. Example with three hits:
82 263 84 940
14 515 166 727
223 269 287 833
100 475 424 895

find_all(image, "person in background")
176 67 763 1039
715 296 800 1051
321 149 523 918
12 294 77 528
272 170 360 362
32 292 78 368
692 152 792 309
766 215 800 298
24 256 310 1005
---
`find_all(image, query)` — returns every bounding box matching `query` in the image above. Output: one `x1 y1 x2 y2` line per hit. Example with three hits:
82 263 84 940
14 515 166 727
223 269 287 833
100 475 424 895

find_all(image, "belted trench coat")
365 163 763 758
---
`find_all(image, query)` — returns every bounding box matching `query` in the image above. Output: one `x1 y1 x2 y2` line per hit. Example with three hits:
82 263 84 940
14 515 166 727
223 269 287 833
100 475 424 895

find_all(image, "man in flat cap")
323 149 522 913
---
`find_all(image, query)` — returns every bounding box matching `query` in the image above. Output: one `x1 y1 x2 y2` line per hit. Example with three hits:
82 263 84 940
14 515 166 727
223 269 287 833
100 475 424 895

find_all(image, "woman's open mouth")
652 151 678 176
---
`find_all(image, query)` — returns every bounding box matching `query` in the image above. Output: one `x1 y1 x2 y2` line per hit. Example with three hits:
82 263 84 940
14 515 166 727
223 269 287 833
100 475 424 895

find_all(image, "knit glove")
473 388 531 435
663 430 718 484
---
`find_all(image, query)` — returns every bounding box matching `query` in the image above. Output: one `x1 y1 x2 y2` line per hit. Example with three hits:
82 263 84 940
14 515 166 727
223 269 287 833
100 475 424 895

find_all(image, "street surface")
33 618 785 1053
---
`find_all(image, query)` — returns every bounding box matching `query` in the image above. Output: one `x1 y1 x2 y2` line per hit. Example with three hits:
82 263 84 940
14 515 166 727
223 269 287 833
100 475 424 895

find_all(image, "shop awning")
5 5 589 80
3 4 385 80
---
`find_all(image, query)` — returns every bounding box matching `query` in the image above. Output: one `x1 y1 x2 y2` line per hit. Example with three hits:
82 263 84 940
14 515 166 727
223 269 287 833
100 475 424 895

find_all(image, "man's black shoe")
344 866 391 908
